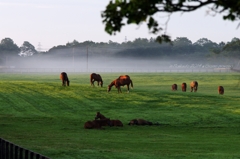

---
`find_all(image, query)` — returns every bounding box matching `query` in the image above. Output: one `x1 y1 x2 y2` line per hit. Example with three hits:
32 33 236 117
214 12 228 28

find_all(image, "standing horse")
181 83 187 92
60 72 70 86
128 119 153 125
90 73 103 87
172 84 177 91
95 112 123 127
218 86 224 95
190 81 198 92
84 118 111 129
107 75 133 93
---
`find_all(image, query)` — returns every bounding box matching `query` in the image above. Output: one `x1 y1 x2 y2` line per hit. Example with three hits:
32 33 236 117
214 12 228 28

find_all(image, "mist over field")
4 52 233 73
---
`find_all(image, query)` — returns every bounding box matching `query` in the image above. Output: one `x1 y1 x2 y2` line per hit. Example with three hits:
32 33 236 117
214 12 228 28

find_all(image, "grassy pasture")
0 72 240 159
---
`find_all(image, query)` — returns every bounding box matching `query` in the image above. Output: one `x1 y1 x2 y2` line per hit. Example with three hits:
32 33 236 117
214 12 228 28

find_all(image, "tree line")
0 36 239 66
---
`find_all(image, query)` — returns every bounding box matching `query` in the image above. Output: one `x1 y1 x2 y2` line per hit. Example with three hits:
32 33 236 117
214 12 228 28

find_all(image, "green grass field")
1 72 240 159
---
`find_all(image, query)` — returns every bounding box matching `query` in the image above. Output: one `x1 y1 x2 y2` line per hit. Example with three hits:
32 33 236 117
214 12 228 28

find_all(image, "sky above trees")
0 0 239 50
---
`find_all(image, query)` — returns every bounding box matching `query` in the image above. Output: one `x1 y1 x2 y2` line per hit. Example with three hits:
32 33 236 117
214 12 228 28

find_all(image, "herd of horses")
61 72 134 93
172 81 224 95
84 112 156 129
61 72 224 94
172 81 198 92
60 72 225 129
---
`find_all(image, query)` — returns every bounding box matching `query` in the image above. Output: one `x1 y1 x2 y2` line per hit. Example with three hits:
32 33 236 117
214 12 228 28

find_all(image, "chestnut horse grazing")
108 75 133 93
95 112 123 127
60 72 70 86
84 118 111 129
128 119 153 126
90 73 103 87
218 86 224 95
182 83 187 92
172 84 177 91
190 81 198 92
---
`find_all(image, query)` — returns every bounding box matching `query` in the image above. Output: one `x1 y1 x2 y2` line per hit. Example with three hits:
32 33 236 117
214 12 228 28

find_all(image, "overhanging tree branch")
102 0 240 43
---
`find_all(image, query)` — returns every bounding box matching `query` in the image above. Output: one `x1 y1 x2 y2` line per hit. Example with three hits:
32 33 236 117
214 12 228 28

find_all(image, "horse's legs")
194 86 197 92
127 84 130 93
91 80 95 87
118 86 122 93
97 81 100 86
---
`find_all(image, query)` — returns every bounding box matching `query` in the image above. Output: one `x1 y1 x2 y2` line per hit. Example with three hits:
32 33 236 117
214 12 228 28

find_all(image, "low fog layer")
3 54 234 73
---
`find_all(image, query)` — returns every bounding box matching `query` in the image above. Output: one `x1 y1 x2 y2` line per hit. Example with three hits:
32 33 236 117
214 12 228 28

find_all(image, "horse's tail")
130 79 133 89
90 75 92 85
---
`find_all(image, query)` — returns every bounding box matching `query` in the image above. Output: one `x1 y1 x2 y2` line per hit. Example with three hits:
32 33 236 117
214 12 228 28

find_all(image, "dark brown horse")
60 72 70 86
218 86 224 95
181 83 187 92
128 119 153 125
84 118 111 129
107 75 133 93
172 84 177 91
90 73 103 87
95 112 123 127
190 81 198 92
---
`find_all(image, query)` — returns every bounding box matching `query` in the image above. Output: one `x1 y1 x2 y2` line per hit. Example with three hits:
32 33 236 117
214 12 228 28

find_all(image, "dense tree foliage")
19 41 38 57
222 38 240 57
0 38 19 54
0 38 20 65
102 0 240 43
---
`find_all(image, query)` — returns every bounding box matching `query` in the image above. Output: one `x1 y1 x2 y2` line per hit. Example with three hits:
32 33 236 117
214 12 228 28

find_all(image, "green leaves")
156 34 172 43
102 0 240 43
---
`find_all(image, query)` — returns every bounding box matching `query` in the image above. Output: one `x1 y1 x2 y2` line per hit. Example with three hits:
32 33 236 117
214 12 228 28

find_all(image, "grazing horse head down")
172 84 177 91
190 81 198 92
60 72 70 86
95 112 123 127
90 73 103 87
181 83 187 92
218 86 224 95
108 75 133 93
128 119 153 125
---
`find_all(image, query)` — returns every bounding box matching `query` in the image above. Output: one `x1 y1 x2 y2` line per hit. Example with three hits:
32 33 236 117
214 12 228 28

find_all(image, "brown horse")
172 84 177 91
90 73 103 87
84 118 111 129
128 119 153 125
95 112 123 127
60 72 70 86
181 83 187 92
218 86 224 95
190 81 198 92
107 75 133 93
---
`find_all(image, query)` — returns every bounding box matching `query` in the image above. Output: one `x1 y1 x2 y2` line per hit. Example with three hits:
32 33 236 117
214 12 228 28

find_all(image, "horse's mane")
108 80 116 87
